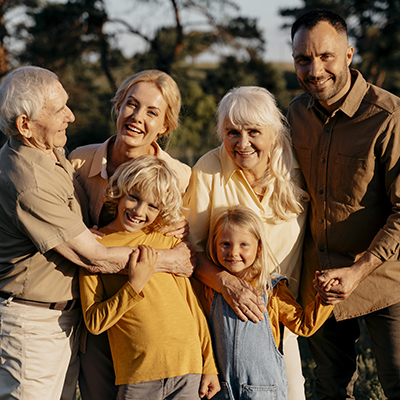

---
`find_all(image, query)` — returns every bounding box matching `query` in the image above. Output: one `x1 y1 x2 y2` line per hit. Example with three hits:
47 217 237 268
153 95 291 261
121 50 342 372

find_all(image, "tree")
0 0 39 77
280 0 400 94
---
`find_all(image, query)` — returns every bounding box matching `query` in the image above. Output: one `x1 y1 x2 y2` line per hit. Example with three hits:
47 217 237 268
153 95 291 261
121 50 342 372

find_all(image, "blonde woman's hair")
217 86 308 222
105 155 183 231
207 205 272 297
111 70 181 136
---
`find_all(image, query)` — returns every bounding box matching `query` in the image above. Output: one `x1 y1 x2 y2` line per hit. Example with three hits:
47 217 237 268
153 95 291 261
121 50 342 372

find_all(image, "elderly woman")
69 70 193 400
184 86 308 400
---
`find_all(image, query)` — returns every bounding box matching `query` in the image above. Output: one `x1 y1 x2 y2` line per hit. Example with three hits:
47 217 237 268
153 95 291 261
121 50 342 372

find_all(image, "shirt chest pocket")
332 154 374 206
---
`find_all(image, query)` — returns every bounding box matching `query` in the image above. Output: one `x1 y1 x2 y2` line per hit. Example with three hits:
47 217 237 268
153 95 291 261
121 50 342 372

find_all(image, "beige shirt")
0 137 88 302
69 136 191 226
288 69 400 320
184 145 307 298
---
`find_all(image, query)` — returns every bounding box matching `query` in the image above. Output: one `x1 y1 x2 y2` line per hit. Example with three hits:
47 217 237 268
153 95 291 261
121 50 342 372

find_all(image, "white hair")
0 66 59 138
217 86 308 221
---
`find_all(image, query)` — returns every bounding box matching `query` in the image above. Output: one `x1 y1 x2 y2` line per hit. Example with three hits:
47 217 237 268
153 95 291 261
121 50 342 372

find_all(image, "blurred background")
1 1 396 398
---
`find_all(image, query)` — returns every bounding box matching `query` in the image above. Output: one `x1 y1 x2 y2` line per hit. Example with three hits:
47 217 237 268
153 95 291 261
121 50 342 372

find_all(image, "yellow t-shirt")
80 228 217 385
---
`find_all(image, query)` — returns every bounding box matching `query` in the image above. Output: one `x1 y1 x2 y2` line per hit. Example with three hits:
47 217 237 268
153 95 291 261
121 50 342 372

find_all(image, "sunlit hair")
207 205 272 297
217 86 308 222
0 66 59 138
105 155 183 231
111 70 181 136
291 9 348 40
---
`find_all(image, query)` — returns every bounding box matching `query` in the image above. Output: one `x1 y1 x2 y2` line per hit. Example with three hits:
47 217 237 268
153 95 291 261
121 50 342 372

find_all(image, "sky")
104 0 302 63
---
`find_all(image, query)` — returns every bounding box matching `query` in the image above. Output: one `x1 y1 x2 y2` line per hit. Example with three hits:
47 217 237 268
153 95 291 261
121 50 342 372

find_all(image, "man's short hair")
0 66 59 138
291 9 348 41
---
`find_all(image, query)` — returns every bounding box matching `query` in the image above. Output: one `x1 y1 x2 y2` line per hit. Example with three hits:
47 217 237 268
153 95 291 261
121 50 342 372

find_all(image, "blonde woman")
69 70 194 400
184 86 309 400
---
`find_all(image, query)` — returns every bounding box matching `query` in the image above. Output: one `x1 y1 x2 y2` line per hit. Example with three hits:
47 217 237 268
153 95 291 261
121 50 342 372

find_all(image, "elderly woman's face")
116 81 168 153
222 119 274 179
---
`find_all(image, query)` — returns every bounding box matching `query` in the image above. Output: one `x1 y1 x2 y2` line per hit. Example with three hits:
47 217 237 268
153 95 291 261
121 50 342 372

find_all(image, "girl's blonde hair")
111 70 181 136
105 155 183 231
217 86 308 222
207 205 272 296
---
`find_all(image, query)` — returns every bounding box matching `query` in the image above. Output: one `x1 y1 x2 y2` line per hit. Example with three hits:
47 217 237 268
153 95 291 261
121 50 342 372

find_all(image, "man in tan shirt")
0 66 193 400
288 10 400 399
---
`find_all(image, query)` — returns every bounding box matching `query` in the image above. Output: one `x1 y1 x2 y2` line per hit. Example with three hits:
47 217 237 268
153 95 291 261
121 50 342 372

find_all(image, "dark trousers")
307 302 400 400
79 330 117 400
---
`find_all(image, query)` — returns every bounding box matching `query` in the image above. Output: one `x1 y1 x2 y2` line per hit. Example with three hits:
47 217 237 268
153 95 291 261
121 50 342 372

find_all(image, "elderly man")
288 10 400 400
0 66 193 400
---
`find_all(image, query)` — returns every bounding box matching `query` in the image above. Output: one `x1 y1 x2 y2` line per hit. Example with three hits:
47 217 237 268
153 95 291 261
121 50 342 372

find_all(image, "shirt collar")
306 69 368 118
219 144 243 183
87 135 115 179
9 136 57 171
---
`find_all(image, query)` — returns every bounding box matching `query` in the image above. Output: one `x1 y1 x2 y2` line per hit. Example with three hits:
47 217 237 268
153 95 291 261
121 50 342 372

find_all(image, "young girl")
79 155 219 400
197 205 334 400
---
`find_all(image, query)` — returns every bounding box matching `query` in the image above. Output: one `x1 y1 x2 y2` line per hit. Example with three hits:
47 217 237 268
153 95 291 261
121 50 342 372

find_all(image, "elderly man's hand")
155 241 196 277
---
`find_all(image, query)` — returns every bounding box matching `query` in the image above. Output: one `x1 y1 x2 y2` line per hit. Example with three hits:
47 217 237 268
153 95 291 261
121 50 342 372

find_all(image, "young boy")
79 155 219 400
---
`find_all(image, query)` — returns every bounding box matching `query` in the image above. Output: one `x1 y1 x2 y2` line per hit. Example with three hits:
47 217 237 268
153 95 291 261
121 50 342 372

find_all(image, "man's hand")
161 216 190 239
314 251 382 305
155 241 196 277
199 374 220 399
220 272 266 323
128 245 158 293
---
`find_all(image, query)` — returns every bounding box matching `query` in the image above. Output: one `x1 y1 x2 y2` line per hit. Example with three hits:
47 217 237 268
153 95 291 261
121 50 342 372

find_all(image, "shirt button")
324 127 330 133
321 158 326 163
319 189 324 195
319 247 325 252
319 218 324 223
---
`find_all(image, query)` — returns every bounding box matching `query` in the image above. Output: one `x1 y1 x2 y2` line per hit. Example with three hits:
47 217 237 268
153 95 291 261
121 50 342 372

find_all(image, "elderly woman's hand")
219 272 266 323
155 241 196 277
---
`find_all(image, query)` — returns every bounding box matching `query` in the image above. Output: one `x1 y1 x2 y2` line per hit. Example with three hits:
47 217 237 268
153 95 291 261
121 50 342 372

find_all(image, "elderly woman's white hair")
217 86 308 221
0 66 59 138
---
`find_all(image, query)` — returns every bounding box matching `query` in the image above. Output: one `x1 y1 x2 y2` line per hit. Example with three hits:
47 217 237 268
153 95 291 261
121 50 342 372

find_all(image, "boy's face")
215 224 260 278
111 189 160 233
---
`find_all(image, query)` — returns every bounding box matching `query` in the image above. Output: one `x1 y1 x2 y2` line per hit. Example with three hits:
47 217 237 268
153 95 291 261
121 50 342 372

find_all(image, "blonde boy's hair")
111 70 181 136
105 155 183 231
207 205 272 296
217 86 309 222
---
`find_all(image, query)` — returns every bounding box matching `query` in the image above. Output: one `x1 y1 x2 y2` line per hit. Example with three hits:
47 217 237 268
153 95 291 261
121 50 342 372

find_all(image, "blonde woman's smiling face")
116 81 168 154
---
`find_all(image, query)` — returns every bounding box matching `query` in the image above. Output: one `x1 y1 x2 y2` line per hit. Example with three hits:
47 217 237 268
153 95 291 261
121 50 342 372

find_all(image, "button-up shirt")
288 69 400 320
184 145 307 298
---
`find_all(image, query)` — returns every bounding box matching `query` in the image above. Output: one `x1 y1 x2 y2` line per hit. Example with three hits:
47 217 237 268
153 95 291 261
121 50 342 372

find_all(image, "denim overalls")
209 276 287 400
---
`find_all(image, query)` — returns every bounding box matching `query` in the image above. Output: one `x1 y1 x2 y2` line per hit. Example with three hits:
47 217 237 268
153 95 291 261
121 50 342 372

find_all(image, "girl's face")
215 224 261 278
116 81 168 154
109 188 160 233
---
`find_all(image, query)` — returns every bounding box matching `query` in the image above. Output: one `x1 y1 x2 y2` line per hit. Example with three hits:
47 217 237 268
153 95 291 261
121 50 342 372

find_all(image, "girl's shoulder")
270 274 288 289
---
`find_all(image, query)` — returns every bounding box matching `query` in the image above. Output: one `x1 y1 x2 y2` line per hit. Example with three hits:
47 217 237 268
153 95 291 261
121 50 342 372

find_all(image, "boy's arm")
79 250 150 335
276 281 334 337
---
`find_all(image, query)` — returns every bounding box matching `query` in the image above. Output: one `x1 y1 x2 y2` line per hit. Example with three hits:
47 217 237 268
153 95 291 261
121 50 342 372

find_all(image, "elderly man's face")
29 80 75 152
292 21 354 110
